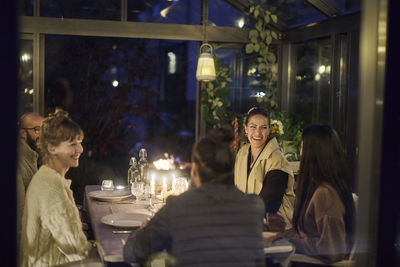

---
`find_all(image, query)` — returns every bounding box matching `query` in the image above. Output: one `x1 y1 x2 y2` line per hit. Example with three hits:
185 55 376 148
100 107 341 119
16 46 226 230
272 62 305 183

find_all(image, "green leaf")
264 15 270 24
245 43 254 54
249 29 258 39
254 43 260 52
220 81 226 88
271 14 278 23
267 52 276 63
249 6 254 14
258 63 267 72
260 30 266 41
254 8 259 18
260 47 268 56
257 57 263 63
265 10 271 15
256 19 263 31
250 37 258 44
208 83 214 90
271 31 278 39
266 35 272 45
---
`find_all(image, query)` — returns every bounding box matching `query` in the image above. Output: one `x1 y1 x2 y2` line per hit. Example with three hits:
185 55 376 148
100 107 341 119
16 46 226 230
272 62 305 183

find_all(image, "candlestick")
150 174 156 196
172 174 176 195
162 177 167 202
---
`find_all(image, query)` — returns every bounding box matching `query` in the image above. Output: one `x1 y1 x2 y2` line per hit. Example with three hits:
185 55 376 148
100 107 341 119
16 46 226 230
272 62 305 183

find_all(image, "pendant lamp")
196 43 216 82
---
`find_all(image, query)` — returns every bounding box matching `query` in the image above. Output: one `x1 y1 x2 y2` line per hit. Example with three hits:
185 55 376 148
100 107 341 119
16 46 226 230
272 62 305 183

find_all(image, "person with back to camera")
288 124 355 264
16 112 44 254
20 108 94 267
234 107 295 232
123 127 266 267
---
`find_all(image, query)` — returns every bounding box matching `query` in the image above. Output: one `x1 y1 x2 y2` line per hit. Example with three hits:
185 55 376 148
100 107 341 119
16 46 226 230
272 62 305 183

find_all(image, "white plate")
101 212 151 228
88 190 132 202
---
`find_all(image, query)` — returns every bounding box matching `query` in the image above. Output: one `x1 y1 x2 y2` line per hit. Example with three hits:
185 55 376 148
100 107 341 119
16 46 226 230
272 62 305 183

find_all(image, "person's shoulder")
310 183 343 211
30 166 64 190
237 143 250 155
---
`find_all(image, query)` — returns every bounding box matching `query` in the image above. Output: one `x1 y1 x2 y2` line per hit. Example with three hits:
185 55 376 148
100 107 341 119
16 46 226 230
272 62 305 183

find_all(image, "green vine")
200 6 303 160
245 0 281 112
201 52 234 128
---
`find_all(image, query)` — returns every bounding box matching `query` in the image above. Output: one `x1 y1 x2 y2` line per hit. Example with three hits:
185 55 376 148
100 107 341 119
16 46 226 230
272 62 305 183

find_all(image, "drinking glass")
101 180 114 191
174 177 189 195
131 181 146 201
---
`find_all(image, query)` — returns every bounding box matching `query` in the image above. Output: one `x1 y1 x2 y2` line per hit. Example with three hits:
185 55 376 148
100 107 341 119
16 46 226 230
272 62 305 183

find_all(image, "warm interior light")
196 43 216 82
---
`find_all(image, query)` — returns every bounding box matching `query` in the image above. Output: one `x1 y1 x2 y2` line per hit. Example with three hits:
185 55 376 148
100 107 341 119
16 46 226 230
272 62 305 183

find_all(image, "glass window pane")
18 0 34 16
209 0 253 28
45 35 196 203
235 46 279 114
40 0 121 20
127 0 201 25
18 39 34 115
292 39 332 126
324 0 362 13
260 0 327 28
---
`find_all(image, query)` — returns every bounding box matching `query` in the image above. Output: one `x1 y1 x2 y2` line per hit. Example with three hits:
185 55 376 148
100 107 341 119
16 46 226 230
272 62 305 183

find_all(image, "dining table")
84 185 295 267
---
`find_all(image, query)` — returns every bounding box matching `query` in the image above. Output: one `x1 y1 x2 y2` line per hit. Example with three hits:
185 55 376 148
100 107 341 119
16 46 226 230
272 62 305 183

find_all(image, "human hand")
264 213 286 232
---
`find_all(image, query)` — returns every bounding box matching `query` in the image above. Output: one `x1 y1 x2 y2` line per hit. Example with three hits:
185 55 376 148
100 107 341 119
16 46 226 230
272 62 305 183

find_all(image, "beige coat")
20 165 90 267
234 138 295 226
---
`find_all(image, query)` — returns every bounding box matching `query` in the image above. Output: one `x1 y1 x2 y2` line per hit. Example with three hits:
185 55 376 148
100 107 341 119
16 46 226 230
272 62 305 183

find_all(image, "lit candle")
162 177 167 201
172 174 176 194
150 174 156 196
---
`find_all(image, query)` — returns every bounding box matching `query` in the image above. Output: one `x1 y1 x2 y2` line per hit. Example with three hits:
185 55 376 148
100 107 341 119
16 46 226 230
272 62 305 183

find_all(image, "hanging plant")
201 51 234 128
245 0 281 112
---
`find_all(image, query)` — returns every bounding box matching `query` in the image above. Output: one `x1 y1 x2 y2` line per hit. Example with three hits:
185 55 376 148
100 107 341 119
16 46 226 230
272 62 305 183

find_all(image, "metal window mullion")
32 33 44 115
121 0 127 22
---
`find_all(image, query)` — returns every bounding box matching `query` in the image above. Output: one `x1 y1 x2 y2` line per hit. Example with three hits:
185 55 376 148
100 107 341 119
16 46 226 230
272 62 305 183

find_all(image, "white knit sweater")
20 165 90 267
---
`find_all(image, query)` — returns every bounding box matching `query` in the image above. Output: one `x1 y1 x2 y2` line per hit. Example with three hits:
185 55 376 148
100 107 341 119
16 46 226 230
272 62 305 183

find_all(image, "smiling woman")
19 108 95 266
234 106 295 231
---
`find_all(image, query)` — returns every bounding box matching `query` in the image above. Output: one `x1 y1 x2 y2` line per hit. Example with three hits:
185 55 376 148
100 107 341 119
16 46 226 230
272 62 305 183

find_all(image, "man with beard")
16 112 43 254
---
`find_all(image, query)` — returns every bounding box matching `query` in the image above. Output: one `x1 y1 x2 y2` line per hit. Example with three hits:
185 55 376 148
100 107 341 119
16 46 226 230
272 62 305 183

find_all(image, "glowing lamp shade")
196 43 216 82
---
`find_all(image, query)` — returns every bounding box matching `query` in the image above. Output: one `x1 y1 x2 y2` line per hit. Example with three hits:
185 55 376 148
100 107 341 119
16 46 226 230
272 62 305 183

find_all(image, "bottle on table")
127 157 140 186
138 148 149 183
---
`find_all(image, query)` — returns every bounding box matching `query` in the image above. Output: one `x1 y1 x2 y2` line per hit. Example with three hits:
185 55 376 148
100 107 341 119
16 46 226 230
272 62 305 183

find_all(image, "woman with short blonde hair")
20 108 91 267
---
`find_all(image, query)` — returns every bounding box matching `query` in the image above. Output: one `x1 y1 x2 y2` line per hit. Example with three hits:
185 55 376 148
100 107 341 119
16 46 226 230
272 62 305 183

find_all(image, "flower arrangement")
270 111 303 161
270 119 284 136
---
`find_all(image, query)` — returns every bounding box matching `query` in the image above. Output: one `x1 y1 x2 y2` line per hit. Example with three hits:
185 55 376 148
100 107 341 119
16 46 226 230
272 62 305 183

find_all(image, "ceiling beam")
19 16 250 43
283 12 360 42
304 0 340 18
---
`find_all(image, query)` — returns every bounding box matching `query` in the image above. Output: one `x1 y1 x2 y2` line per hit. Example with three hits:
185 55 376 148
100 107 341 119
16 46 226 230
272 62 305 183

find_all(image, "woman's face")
50 137 83 169
245 114 270 150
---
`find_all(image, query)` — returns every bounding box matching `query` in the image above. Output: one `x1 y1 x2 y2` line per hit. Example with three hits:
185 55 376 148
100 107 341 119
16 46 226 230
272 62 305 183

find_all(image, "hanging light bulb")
196 43 216 82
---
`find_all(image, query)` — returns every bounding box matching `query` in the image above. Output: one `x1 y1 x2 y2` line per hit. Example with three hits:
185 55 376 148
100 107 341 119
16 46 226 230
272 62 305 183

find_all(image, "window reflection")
292 39 332 126
44 35 196 203
18 39 34 115
127 0 200 25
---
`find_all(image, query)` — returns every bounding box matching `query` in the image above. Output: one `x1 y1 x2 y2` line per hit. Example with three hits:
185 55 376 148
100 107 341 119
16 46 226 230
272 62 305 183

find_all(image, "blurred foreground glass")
101 180 114 191
173 177 189 195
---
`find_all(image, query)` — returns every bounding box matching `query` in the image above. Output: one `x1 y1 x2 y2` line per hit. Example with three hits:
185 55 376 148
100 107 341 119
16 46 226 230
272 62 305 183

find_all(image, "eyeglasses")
22 126 41 134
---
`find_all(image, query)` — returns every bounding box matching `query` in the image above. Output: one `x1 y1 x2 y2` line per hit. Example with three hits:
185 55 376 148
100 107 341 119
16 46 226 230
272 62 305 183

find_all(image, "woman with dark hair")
124 127 266 266
289 124 355 264
20 109 92 266
234 107 295 230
